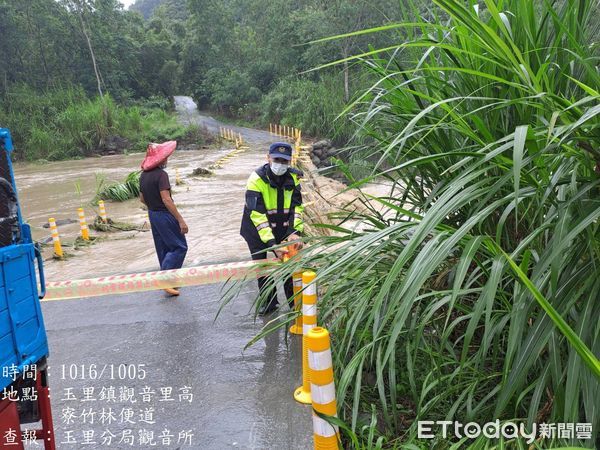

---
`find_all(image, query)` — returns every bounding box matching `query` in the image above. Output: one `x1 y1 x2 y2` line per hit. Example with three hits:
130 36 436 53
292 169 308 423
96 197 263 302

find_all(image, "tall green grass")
225 0 600 448
258 74 356 145
0 85 187 161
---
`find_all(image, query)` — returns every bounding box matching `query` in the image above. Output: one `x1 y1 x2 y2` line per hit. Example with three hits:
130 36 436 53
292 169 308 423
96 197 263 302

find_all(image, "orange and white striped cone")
48 218 64 258
307 327 340 449
294 270 317 404
289 272 303 335
98 201 108 223
77 208 90 240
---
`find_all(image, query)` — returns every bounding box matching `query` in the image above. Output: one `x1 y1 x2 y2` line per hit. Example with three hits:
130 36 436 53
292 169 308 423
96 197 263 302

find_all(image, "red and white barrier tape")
43 259 277 301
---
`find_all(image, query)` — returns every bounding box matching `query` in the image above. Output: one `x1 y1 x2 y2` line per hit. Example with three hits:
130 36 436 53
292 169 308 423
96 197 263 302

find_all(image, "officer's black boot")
284 276 295 309
257 276 279 315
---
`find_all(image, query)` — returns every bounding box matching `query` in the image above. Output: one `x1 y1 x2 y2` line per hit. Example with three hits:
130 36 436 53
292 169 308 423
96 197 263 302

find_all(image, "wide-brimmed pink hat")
141 141 177 171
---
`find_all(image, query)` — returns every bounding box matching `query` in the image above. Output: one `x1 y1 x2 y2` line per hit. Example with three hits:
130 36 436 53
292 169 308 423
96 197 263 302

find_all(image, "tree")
66 0 105 98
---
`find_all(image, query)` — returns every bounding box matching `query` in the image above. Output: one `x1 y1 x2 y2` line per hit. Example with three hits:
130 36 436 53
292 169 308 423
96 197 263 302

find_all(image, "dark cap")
269 142 293 161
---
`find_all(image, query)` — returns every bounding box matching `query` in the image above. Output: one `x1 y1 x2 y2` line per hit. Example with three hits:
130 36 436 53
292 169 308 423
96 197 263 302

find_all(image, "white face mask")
270 162 288 176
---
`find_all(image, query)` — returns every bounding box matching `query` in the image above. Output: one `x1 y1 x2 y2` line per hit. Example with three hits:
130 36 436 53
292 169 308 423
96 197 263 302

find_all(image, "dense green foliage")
258 75 354 144
180 0 409 142
0 85 186 160
0 0 187 159
1 0 413 158
0 0 182 98
227 0 600 448
130 0 164 18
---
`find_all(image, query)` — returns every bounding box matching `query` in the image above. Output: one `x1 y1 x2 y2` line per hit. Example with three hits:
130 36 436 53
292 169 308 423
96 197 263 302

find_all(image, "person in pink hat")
139 141 188 296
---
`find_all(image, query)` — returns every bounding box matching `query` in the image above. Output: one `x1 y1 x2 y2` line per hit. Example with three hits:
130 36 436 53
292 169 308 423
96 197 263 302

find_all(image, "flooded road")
31 97 313 449
14 96 275 281
11 96 392 449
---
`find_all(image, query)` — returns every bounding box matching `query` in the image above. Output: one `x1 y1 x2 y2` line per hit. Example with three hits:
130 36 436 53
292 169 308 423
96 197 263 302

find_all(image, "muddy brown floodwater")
14 95 394 283
14 96 277 282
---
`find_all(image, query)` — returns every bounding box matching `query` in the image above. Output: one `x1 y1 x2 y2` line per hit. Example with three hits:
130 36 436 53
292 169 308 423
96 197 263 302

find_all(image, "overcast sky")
118 0 136 8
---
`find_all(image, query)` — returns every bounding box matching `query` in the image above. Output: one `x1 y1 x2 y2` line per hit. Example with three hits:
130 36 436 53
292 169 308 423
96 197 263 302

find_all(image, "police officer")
241 142 304 315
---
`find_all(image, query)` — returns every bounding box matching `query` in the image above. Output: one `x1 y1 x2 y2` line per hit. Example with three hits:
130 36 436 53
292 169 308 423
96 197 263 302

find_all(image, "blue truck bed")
0 128 49 391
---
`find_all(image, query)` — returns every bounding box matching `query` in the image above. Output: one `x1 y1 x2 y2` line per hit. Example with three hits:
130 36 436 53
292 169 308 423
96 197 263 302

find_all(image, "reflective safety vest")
240 164 304 248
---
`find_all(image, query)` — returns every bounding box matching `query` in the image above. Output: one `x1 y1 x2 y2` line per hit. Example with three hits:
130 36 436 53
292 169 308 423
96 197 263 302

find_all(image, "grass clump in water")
96 171 141 202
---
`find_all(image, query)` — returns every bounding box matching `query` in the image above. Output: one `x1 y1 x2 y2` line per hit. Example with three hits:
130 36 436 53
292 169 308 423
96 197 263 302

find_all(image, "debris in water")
90 216 143 232
191 167 214 177
42 218 77 228
74 236 98 248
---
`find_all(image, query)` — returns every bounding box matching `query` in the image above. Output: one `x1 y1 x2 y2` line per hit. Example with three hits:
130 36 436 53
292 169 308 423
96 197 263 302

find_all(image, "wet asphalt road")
174 96 273 144
40 282 313 449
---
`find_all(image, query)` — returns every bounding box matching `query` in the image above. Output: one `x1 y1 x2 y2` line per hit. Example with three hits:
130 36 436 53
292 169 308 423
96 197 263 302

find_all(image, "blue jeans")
149 210 188 270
